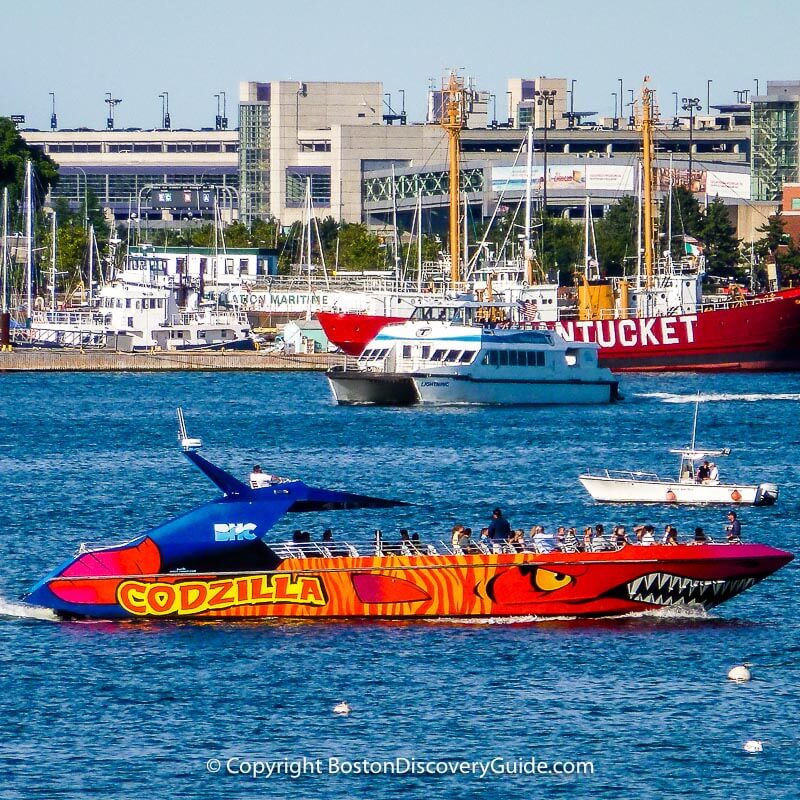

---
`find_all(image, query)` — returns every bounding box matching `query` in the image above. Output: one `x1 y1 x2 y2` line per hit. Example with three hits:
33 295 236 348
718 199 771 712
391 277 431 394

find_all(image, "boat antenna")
690 391 700 450
640 77 655 290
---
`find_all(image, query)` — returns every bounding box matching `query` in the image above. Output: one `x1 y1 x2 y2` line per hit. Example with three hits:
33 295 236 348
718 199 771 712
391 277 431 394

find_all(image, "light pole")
489 93 496 126
569 79 576 127
706 79 713 120
627 89 634 126
682 97 701 191
754 78 760 97
159 91 170 129
672 91 679 119
534 88 556 214
618 77 623 124
612 91 618 126
105 92 121 130
506 90 513 126
49 92 57 130
398 88 406 124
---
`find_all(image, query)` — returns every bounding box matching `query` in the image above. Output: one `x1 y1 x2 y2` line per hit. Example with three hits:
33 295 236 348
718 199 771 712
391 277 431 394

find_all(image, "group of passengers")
683 460 721 484
282 511 743 559
442 508 744 555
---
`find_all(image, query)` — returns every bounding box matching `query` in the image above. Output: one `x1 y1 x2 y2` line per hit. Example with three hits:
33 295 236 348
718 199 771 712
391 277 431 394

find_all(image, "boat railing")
32 310 109 326
587 469 662 481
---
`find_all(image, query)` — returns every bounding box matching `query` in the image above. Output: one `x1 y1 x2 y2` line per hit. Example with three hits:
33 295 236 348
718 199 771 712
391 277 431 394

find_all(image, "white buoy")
728 664 752 682
333 701 351 715
743 740 763 753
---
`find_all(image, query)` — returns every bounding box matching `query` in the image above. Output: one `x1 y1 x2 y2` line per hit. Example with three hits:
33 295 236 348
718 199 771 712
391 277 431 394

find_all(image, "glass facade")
239 101 271 224
752 100 799 201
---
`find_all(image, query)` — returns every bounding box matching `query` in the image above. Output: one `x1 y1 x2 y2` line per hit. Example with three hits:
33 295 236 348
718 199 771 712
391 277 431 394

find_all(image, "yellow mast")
440 73 466 288
641 77 655 289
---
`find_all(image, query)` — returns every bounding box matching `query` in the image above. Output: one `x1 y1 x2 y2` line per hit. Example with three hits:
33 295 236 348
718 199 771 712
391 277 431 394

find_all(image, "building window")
225 258 234 275
285 169 331 207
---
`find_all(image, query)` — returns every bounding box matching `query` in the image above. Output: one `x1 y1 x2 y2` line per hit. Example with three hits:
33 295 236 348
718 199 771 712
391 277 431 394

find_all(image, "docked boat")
579 401 779 505
319 80 800 372
20 249 254 351
326 300 619 406
22 411 792 621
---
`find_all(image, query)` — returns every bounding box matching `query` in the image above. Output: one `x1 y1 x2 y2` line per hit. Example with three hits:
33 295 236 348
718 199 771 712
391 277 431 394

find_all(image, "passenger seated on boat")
531 525 555 553
708 462 720 484
641 525 656 546
477 528 493 554
664 527 679 546
692 527 708 545
562 527 580 553
249 464 273 489
508 529 525 552
322 528 344 557
409 531 424 555
451 524 466 552
457 527 475 554
696 461 711 483
612 525 629 548
582 526 593 551
592 524 610 552
399 529 414 555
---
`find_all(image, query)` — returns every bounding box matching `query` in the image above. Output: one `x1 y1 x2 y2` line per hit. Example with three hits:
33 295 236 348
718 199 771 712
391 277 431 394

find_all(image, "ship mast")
440 72 466 289
641 78 655 289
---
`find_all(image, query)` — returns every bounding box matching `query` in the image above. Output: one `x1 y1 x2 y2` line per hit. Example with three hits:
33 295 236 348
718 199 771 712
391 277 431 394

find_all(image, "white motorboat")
326 300 619 406
579 402 779 506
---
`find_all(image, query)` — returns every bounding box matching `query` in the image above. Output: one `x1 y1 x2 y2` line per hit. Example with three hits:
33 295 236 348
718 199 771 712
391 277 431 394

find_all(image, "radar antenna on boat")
176 407 203 452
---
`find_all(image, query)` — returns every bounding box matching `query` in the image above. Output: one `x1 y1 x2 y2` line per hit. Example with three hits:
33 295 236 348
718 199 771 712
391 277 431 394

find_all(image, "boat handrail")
586 469 662 481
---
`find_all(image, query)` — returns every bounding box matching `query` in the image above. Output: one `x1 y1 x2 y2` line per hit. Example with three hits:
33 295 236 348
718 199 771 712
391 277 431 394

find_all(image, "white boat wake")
0 595 60 622
640 391 800 404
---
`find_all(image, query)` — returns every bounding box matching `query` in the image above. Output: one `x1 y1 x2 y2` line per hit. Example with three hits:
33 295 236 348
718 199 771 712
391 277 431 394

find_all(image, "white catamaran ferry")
326 300 619 406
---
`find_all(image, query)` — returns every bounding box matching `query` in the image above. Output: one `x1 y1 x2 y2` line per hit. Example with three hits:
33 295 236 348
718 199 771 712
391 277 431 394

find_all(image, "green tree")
0 117 60 218
334 223 384 270
660 186 703 261
701 197 741 278
539 216 583 284
594 195 638 276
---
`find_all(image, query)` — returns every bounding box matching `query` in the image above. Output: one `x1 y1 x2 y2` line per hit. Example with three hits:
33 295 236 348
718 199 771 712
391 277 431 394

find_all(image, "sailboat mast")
690 394 700 451
305 177 312 321
583 195 590 278
416 186 423 293
441 72 466 289
641 79 655 290
25 159 33 323
1 187 8 314
50 211 57 311
524 125 534 284
88 224 94 305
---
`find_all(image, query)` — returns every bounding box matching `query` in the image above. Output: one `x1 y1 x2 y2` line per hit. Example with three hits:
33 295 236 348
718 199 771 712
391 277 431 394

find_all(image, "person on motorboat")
692 527 708 545
249 464 273 489
664 527 679 546
582 526 593 551
640 525 656 546
562 527 580 553
708 462 720 484
725 511 743 543
488 508 511 551
696 461 711 483
457 527 474 554
592 524 610 552
612 525 629 548
532 525 555 553
508 529 525 552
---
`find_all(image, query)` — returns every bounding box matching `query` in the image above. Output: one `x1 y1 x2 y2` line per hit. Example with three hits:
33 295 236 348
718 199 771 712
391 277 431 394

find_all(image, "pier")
0 349 344 372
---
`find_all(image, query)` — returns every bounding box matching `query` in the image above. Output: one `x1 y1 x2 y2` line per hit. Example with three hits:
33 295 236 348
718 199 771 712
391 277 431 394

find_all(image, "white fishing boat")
326 300 619 406
579 402 779 506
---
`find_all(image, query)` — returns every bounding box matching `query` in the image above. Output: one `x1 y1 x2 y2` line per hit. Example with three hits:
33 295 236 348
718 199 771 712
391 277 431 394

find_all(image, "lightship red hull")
318 288 800 371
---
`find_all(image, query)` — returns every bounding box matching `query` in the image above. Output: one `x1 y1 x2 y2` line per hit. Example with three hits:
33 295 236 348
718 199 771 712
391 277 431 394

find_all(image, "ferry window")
421 346 431 359
459 350 475 363
488 350 499 366
499 351 509 366
225 258 234 275
402 345 412 358
444 349 460 363
127 317 133 327
431 349 445 361
508 351 518 366
538 351 545 366
482 352 491 365
239 259 248 275
125 299 131 309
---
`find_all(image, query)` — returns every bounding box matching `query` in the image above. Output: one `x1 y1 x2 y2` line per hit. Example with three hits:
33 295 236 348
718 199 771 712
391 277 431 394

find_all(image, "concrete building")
20 128 239 220
507 77 569 129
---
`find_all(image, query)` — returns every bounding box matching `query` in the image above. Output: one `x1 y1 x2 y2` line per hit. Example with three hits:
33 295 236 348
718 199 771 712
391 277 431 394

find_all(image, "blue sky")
2 0 798 130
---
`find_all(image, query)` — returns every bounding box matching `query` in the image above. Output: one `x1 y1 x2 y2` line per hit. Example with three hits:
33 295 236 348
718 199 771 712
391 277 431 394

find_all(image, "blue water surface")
0 371 798 799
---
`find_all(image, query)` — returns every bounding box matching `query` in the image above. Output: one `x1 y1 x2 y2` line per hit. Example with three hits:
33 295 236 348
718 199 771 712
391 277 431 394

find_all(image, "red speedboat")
23 412 793 621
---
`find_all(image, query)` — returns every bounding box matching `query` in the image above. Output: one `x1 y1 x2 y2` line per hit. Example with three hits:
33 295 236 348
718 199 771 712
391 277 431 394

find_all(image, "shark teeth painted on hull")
623 573 758 609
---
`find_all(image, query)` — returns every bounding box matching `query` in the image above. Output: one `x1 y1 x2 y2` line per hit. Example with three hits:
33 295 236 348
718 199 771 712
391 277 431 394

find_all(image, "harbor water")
1 371 799 798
